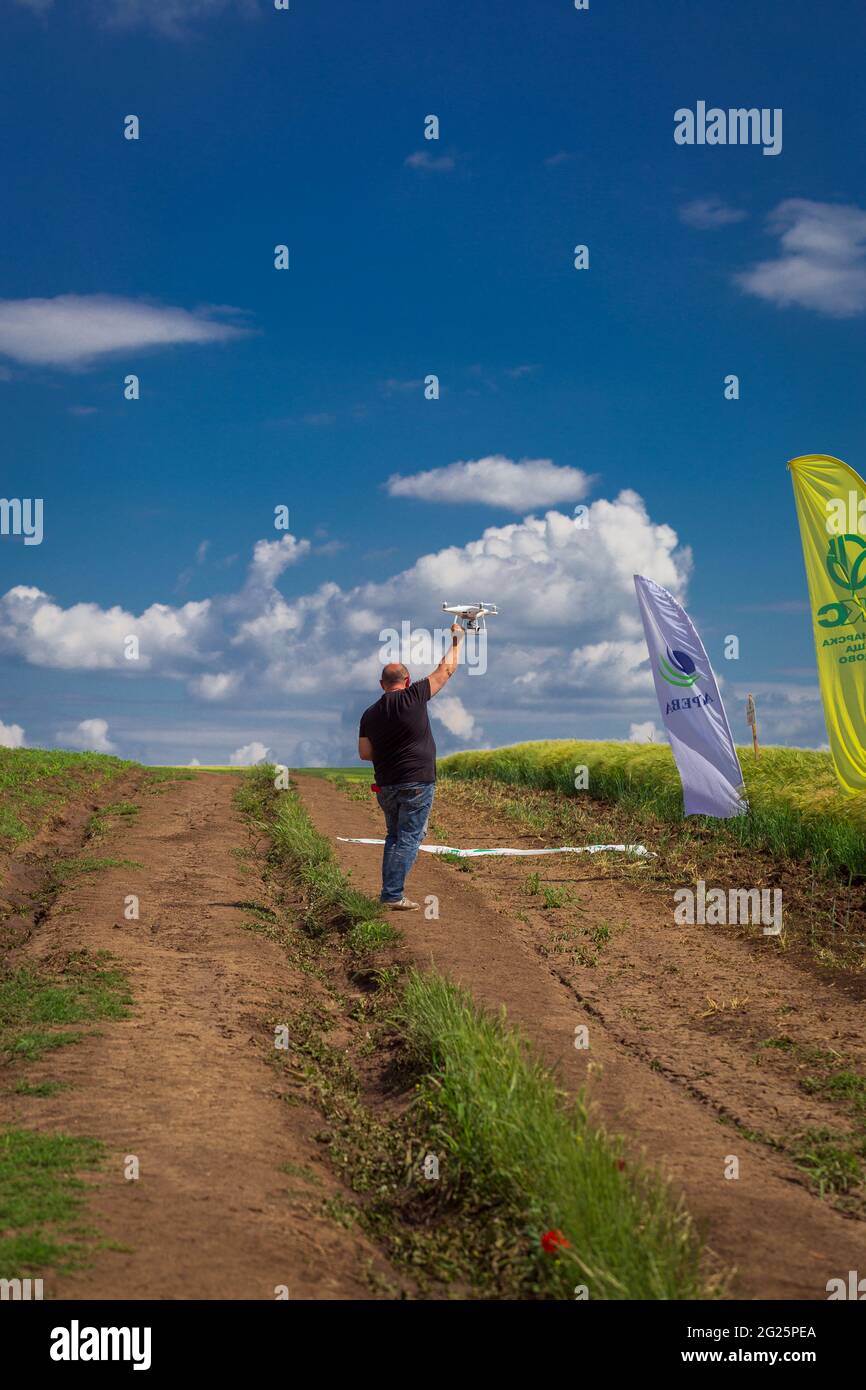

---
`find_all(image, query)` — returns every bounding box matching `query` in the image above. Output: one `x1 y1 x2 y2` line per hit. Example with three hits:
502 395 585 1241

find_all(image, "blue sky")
2 0 866 764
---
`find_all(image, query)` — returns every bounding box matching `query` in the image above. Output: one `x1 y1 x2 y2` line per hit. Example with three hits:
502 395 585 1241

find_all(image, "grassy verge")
239 767 714 1300
395 970 709 1299
440 741 866 881
237 768 400 954
0 748 134 850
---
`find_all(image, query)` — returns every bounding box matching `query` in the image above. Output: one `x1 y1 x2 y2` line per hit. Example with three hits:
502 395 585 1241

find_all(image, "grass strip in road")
244 768 714 1299
237 767 400 952
0 950 132 1064
47 855 142 891
0 1129 103 1279
0 952 131 1284
396 970 709 1300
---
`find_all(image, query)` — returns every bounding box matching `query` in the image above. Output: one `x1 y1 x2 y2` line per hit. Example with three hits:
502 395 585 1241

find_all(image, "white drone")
441 601 499 632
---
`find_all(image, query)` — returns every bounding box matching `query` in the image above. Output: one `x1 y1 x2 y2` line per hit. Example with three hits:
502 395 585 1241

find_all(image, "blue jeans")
376 781 435 903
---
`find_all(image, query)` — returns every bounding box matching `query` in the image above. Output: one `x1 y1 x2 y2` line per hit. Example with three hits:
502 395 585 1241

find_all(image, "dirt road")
4 772 399 1300
294 773 866 1300
6 767 865 1300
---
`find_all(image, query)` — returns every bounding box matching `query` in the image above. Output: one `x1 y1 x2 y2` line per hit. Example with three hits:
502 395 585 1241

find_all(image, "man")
358 622 465 909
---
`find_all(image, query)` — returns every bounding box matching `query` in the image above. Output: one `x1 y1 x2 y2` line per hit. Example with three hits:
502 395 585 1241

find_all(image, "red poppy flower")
541 1229 570 1254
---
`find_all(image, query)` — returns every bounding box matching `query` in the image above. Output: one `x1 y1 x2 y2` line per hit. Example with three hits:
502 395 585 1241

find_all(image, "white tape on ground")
336 838 652 857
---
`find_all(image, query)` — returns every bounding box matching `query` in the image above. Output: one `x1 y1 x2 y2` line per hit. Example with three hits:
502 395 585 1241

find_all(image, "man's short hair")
381 662 410 687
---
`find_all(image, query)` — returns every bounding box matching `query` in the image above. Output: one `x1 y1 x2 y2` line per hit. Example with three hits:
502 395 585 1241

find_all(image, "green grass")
49 855 141 888
790 1129 866 1198
236 767 400 952
440 741 866 880
0 1129 103 1278
242 766 712 1299
0 952 132 1063
155 765 244 773
292 766 370 783
541 885 573 909
85 802 139 840
395 971 711 1300
0 748 134 848
332 774 376 803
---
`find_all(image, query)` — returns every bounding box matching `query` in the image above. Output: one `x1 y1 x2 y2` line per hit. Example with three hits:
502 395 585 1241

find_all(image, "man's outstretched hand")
429 622 466 694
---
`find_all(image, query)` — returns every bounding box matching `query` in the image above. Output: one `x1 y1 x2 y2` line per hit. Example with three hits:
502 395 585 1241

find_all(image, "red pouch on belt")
371 783 381 793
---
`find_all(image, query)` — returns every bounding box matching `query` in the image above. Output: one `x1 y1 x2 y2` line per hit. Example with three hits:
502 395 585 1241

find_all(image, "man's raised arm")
428 623 465 696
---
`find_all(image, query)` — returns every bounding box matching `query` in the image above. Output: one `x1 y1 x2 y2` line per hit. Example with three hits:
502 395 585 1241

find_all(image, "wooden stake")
746 693 759 759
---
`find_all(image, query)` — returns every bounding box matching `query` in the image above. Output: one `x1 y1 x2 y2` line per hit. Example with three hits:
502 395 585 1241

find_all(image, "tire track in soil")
2 772 402 1301
294 773 866 1301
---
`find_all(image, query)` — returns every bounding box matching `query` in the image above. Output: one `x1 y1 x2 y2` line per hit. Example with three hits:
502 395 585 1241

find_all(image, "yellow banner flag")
788 454 866 792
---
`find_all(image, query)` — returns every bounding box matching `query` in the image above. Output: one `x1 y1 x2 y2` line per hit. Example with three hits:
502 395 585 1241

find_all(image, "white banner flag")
634 575 746 818
337 838 652 856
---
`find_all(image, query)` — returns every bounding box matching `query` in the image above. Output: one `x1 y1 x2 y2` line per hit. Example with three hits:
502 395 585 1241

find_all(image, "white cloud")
2 494 689 702
404 151 456 172
189 672 240 701
60 718 116 754
0 586 212 670
386 455 594 513
679 197 748 229
430 695 478 740
229 740 271 766
569 639 652 691
0 295 248 368
629 720 662 744
1 490 700 759
246 534 311 588
0 719 26 748
736 200 866 317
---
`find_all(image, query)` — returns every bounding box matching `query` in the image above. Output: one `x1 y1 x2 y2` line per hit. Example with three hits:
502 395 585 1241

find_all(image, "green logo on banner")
659 646 699 687
818 535 866 628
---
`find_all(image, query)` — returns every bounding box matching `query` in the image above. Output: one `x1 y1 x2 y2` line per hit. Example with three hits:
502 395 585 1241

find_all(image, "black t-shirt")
359 679 436 786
